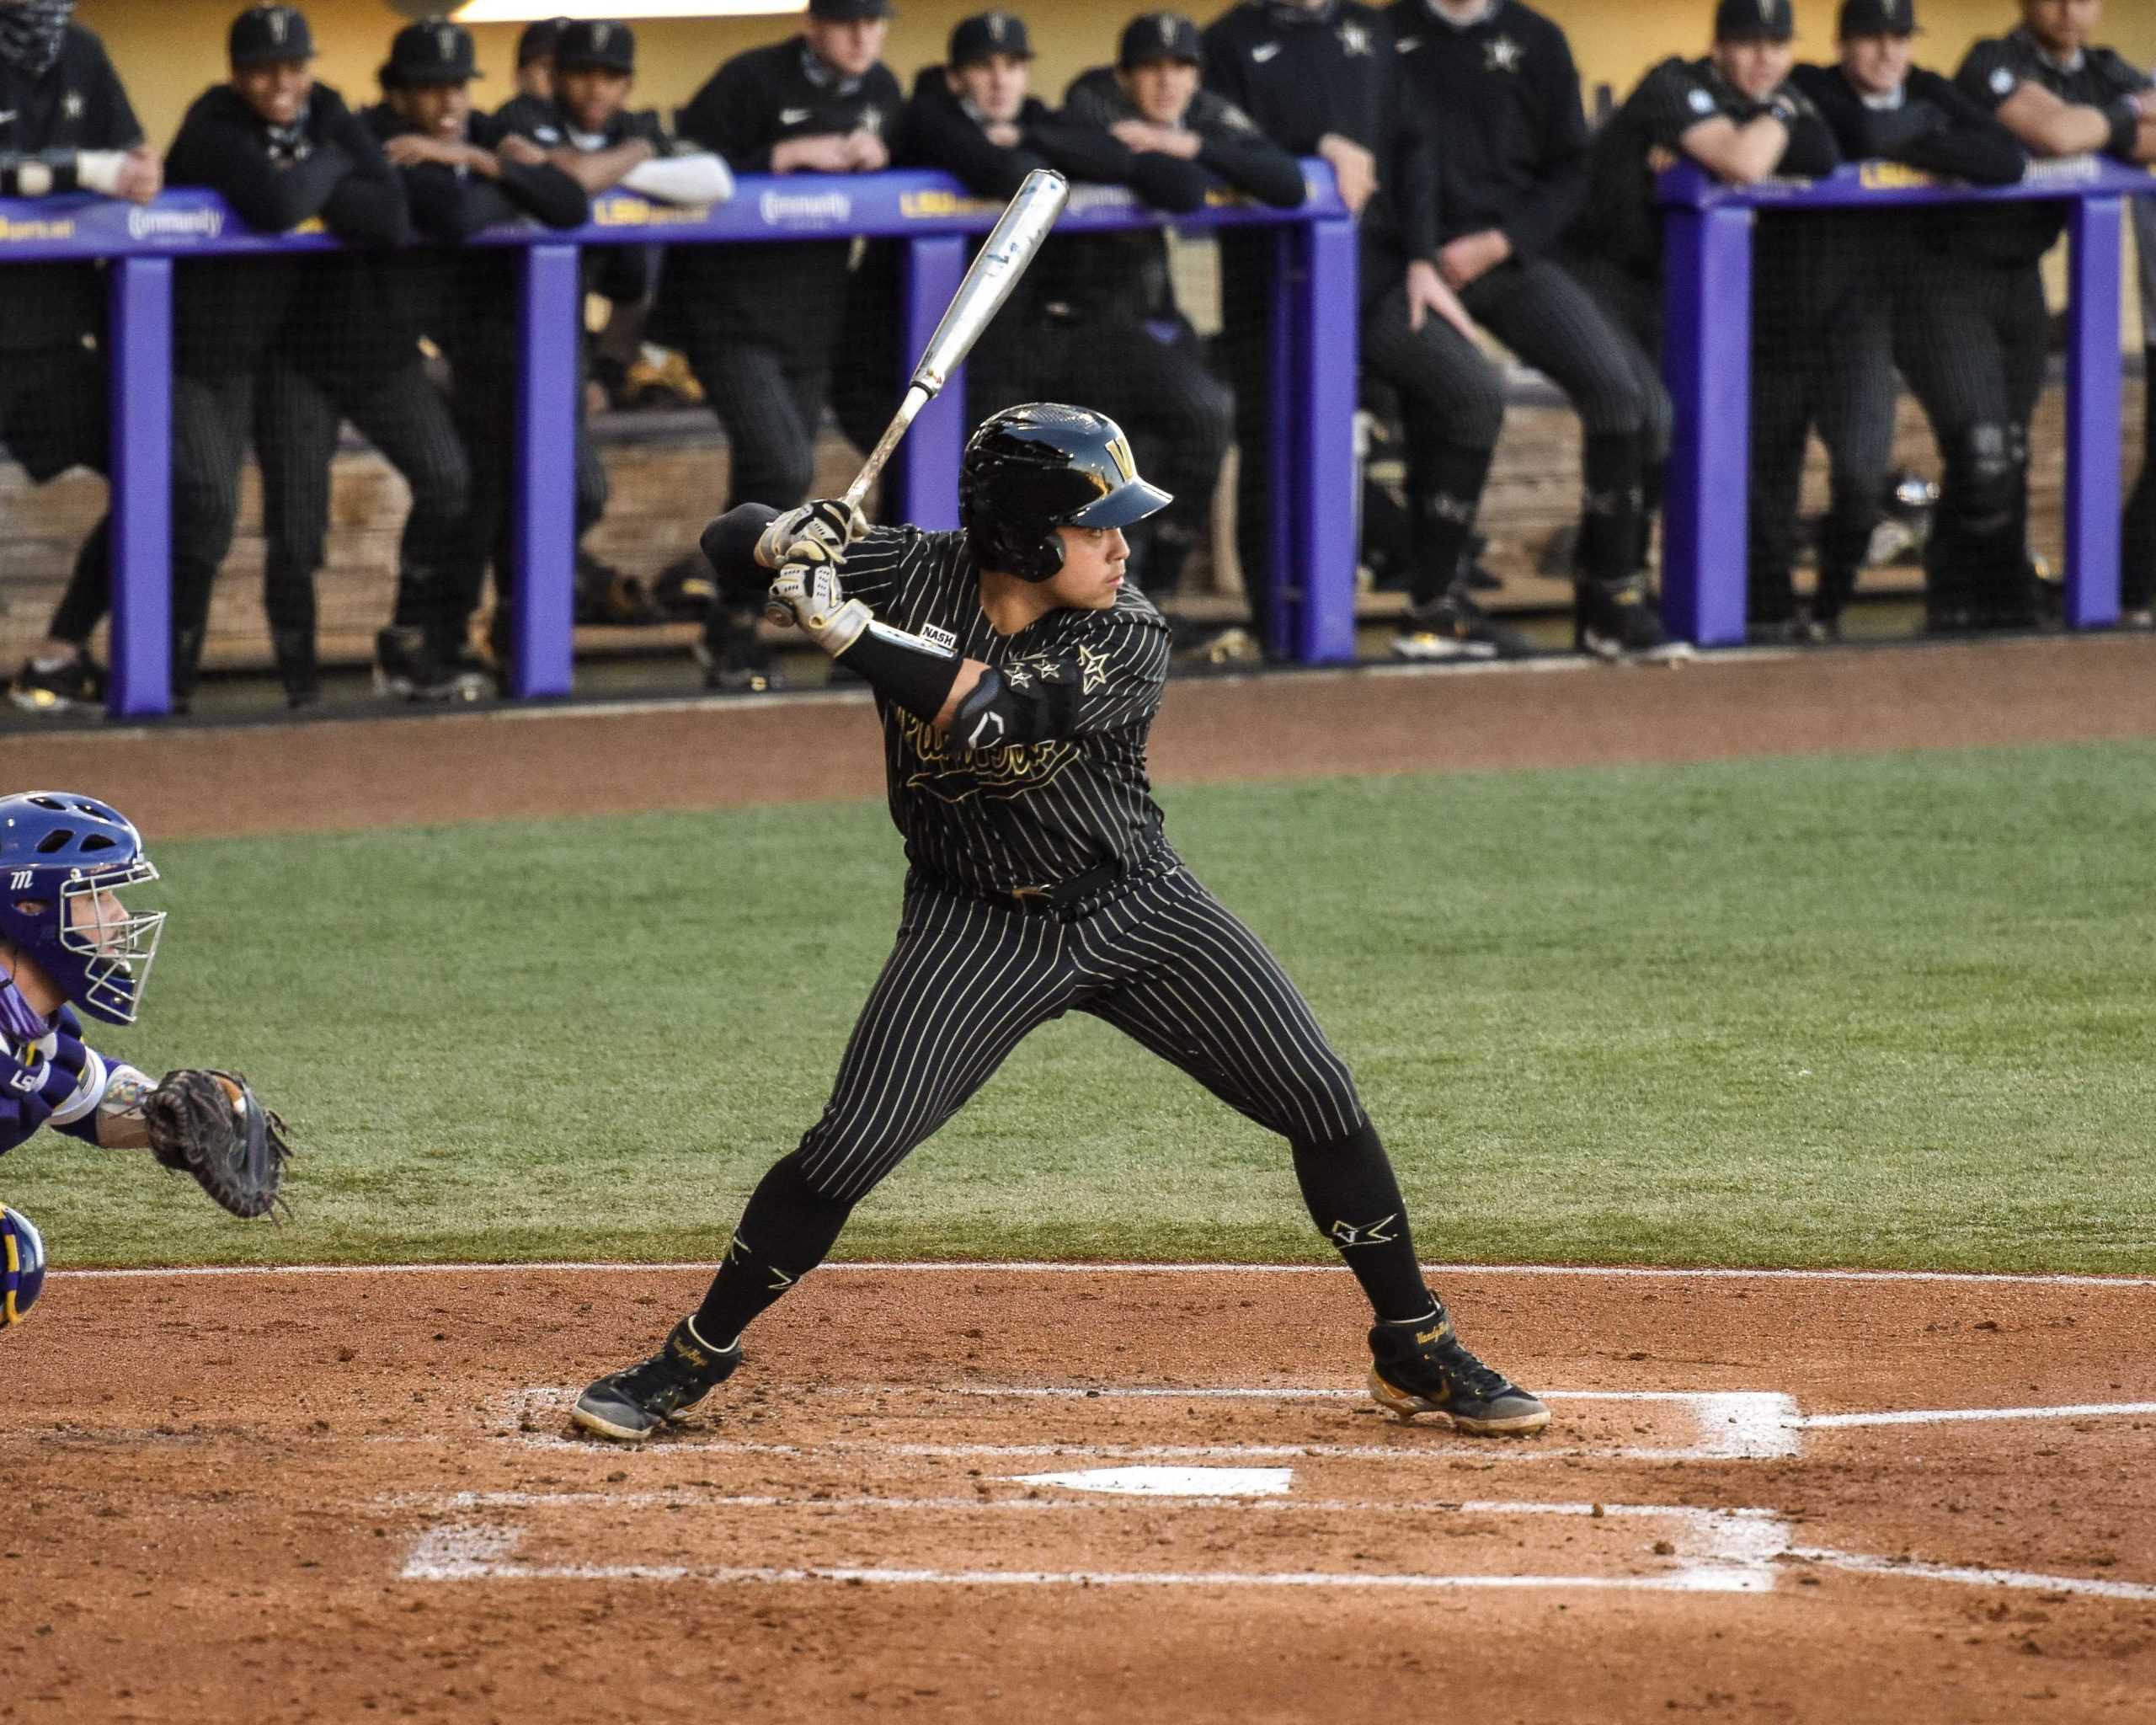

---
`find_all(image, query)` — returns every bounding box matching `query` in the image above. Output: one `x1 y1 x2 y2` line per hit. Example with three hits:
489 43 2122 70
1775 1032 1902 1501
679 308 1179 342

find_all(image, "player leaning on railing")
570 406 1550 1446
1902 0 2154 633
1 0 161 718
654 0 905 695
365 19 591 697
1784 0 2028 641
1037 12 1298 624
0 793 290 1334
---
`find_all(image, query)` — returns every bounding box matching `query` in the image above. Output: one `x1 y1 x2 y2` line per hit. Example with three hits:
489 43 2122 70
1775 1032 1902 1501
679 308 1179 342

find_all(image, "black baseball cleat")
1575 577 1692 664
572 1316 743 1443
1392 583 1533 663
10 646 106 715
1368 1301 1550 1436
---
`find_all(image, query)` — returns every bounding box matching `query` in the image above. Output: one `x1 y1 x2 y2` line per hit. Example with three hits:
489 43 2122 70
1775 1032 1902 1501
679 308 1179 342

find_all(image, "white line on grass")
55 1260 2156 1287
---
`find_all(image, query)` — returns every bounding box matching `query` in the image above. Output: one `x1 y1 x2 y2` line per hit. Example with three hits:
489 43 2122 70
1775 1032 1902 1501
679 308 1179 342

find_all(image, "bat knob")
764 601 795 629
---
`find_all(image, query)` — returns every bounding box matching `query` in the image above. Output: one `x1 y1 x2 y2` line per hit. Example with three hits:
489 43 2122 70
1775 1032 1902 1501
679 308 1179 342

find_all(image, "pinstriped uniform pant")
795 859 1369 1204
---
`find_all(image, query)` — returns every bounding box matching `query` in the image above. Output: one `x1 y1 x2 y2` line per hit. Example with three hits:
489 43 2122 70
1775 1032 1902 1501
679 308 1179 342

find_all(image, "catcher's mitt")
143 1070 291 1220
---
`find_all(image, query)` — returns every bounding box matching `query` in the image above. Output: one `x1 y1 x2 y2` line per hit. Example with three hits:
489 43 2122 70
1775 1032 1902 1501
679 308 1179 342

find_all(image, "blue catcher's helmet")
0 793 165 1025
1 1204 45 1327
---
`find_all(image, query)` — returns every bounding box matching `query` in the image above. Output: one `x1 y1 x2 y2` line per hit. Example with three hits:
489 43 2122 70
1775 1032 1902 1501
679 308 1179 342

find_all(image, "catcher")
0 791 290 1330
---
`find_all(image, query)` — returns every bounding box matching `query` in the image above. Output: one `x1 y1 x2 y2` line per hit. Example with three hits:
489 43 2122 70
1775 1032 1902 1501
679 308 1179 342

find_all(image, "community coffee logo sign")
757 190 852 226
127 205 226 241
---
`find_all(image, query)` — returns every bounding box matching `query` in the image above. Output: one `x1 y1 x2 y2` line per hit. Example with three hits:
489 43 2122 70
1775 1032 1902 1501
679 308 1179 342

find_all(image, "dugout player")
656 0 903 692
1205 0 1531 662
366 19 591 693
570 405 1550 1444
890 15 1139 425
1785 0 2026 638
1054 12 1305 604
1565 0 1840 628
512 15 566 102
1 0 161 715
1384 0 1681 662
1907 0 2154 631
161 5 414 711
491 20 731 665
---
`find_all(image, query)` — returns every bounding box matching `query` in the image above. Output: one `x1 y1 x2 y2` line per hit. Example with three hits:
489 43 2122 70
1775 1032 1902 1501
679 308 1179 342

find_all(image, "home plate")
1010 1466 1294 1497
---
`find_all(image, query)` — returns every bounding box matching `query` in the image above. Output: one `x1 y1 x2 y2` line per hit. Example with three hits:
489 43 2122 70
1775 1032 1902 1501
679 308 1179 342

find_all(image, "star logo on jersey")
1075 643 1111 694
1337 21 1373 57
1251 41 1282 63
1989 66 2015 97
1688 86 1716 115
1484 35 1524 73
61 92 84 121
860 106 885 136
780 106 814 126
1003 661 1034 691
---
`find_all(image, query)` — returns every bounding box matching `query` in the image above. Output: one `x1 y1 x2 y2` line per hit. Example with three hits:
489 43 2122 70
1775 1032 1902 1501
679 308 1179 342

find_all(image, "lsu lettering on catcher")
571 403 1550 1441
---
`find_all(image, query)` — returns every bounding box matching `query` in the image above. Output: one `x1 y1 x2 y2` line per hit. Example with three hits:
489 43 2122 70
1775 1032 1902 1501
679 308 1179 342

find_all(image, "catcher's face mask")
58 862 164 1024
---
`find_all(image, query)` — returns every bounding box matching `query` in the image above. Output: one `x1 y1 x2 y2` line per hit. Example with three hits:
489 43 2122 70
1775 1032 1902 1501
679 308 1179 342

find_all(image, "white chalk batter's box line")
483 1385 1805 1461
399 1498 1794 1596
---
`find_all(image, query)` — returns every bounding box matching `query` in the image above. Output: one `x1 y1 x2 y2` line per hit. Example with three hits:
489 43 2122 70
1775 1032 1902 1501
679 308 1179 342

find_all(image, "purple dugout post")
1290 214 1359 664
107 256 174 718
2064 194 2123 629
894 234 970 531
510 243 581 698
1659 200 1753 649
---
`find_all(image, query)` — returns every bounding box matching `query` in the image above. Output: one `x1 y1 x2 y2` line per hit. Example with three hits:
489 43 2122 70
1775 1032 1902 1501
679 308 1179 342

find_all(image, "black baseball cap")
229 4 315 67
383 19 481 89
1119 10 1203 69
1713 0 1795 42
516 17 570 68
554 19 635 73
1837 0 1919 36
809 0 898 20
951 12 1033 67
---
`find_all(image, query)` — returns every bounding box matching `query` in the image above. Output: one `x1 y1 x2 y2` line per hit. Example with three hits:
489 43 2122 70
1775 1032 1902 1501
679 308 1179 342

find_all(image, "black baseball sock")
1408 445 1496 608
1290 1122 1431 1322
1579 432 1645 585
693 1151 857 1343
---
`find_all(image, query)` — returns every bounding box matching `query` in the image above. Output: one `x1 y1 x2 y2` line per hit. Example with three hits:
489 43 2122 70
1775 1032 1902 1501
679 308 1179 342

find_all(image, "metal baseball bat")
766 169 1070 625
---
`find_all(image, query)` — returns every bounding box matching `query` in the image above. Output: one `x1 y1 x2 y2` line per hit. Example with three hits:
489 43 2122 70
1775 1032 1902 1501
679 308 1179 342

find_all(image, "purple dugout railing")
1658 157 2156 645
0 167 1355 717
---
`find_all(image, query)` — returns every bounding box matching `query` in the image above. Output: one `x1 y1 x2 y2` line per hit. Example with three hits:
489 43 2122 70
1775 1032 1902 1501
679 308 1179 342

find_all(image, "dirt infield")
8 1264 2155 1722
52 631 2156 841
9 638 2156 1721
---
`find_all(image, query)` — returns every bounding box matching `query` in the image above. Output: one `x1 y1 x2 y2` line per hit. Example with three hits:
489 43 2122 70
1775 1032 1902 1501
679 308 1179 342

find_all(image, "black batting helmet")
958 403 1171 582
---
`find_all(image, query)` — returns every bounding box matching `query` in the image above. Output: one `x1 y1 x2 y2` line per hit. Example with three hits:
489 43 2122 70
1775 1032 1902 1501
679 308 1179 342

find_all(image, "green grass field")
12 738 2154 1273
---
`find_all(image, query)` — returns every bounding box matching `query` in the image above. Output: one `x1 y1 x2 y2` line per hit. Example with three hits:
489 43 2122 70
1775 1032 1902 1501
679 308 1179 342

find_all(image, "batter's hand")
755 499 869 569
1404 260 1479 344
766 559 870 657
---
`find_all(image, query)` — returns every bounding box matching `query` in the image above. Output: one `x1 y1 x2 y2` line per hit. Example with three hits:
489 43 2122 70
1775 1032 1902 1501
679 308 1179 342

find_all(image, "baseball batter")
573 404 1549 1444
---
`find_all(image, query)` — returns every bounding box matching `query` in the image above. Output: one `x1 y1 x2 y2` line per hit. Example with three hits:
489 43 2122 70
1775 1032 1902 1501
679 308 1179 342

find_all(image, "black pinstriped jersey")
838 526 1172 898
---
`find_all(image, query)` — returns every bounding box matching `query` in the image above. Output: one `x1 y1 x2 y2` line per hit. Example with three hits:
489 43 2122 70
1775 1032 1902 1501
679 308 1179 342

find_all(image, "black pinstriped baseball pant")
692 853 1439 1341
798 860 1366 1202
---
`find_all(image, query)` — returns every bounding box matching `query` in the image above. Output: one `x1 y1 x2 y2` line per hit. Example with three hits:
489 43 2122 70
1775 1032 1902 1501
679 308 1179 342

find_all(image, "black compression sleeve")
834 623 963 724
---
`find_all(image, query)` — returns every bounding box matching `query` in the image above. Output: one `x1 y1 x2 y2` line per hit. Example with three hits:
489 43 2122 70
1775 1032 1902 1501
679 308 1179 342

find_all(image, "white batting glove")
766 559 870 658
755 499 869 570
